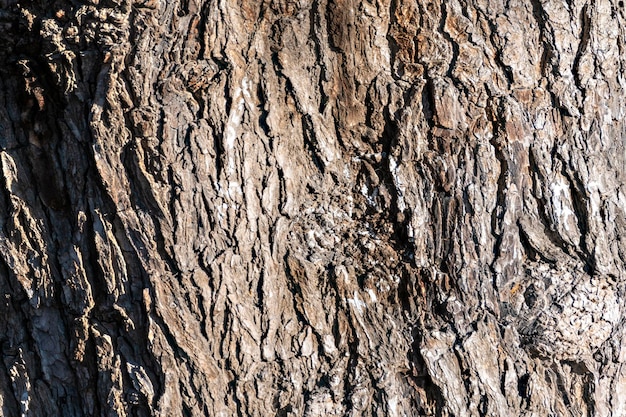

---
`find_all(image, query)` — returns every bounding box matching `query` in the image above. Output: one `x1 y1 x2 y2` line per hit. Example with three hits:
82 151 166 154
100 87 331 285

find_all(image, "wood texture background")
0 0 626 415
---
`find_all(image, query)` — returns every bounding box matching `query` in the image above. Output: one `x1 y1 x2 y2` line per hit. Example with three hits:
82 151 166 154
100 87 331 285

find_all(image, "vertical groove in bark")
0 0 626 416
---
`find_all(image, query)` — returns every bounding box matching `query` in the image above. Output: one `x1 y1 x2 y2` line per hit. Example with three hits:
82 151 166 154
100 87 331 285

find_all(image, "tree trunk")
1 0 625 415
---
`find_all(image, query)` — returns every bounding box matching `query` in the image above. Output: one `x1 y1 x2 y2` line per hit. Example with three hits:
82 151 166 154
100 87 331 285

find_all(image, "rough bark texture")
1 0 626 416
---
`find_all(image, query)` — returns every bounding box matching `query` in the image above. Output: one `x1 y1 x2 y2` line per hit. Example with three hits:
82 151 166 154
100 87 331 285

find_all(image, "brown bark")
1 0 626 416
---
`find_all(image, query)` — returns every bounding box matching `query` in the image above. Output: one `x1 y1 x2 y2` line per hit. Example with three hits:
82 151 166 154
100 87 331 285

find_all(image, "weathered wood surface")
1 0 626 415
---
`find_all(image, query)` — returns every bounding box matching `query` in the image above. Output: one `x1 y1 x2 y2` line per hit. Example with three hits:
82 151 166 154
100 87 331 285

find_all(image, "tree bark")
1 0 625 415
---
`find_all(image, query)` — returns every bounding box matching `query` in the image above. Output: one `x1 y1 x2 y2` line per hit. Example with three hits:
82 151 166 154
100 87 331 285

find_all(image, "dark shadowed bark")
1 0 626 416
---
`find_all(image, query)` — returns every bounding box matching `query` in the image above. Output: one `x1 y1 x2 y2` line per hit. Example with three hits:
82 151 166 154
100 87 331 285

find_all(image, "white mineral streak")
224 77 250 168
550 178 576 231
347 291 367 315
